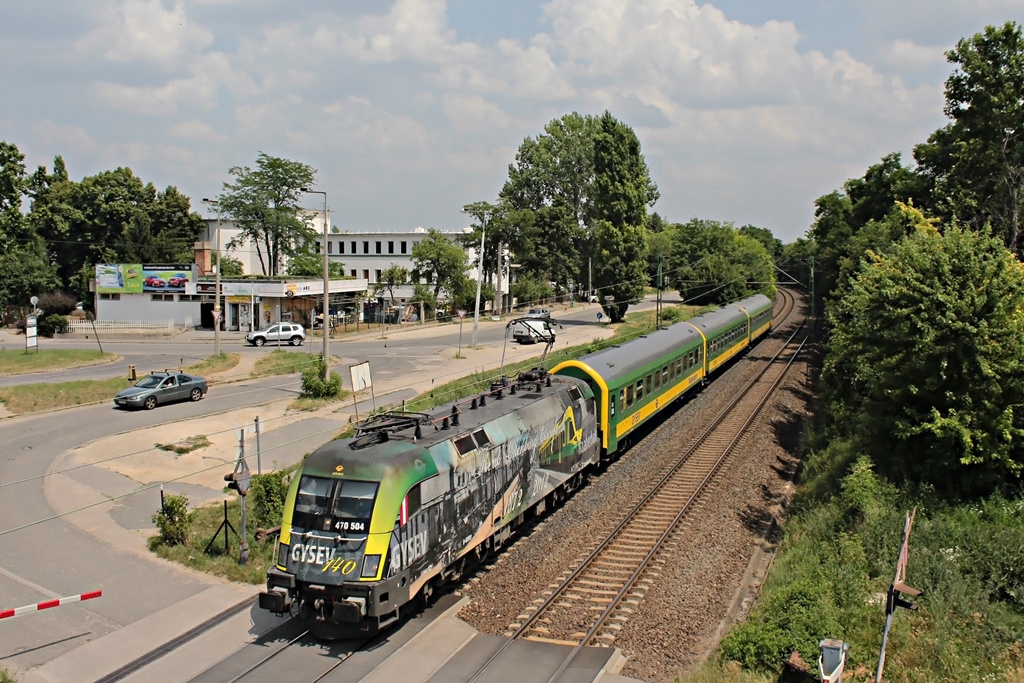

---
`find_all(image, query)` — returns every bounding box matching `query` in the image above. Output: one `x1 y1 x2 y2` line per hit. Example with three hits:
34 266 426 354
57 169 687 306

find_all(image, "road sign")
597 312 603 320
457 309 467 319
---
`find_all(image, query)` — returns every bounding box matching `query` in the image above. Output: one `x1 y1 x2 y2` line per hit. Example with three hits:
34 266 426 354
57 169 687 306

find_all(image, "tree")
915 22 1024 252
409 229 468 302
286 252 344 278
738 225 784 261
0 141 29 250
822 208 1024 496
592 219 647 321
216 153 317 276
668 219 773 305
589 112 658 320
372 264 408 305
214 252 245 277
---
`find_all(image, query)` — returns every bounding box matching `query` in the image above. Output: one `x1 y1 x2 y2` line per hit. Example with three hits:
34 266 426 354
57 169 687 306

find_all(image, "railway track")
467 288 807 683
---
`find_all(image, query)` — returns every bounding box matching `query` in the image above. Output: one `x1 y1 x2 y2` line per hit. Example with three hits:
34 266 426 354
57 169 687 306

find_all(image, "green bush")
37 314 68 337
249 472 289 531
300 354 343 398
38 291 78 315
152 493 195 546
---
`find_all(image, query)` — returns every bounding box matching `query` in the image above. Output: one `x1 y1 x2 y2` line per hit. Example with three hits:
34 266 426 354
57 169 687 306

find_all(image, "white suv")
246 323 306 346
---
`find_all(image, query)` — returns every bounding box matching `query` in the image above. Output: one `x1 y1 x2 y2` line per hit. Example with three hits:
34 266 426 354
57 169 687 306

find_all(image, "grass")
0 348 117 375
289 394 351 412
0 352 240 415
251 350 322 378
0 376 134 414
155 434 211 455
183 352 240 376
0 668 17 683
149 497 277 584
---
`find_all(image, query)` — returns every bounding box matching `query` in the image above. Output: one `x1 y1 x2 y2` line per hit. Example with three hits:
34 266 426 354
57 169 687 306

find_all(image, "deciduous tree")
823 207 1024 495
217 153 317 276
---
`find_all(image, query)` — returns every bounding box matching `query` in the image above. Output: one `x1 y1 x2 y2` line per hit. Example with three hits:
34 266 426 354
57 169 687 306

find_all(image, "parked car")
114 371 207 410
168 275 189 287
246 323 306 346
524 307 551 320
144 276 166 288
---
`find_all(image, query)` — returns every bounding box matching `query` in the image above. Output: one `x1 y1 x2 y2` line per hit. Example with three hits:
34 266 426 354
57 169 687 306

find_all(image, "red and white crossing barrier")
0 590 102 619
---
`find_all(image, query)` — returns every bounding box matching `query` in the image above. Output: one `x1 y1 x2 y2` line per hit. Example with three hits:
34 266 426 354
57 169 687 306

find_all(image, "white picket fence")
66 319 178 333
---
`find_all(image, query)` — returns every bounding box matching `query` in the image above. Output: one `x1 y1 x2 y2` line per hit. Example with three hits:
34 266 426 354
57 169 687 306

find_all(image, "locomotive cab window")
473 429 490 447
296 475 333 515
333 480 377 521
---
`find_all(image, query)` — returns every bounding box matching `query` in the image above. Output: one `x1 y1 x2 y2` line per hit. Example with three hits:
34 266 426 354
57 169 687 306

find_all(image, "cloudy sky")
2 1 1021 243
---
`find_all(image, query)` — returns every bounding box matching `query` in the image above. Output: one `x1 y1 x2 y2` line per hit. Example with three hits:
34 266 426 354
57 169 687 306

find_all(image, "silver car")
246 323 306 346
524 307 551 321
114 372 207 410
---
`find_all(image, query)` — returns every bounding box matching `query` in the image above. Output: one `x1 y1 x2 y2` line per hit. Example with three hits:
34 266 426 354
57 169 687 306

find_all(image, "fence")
65 319 178 333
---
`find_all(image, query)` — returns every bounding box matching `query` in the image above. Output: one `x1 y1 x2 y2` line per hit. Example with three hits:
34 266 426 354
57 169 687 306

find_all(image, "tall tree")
217 153 317 276
589 112 659 320
822 206 1024 496
915 21 1024 252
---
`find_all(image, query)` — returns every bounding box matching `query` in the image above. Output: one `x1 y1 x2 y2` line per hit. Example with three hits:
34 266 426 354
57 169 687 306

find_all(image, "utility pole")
588 257 592 300
301 188 330 380
495 241 503 316
471 223 485 348
202 198 221 355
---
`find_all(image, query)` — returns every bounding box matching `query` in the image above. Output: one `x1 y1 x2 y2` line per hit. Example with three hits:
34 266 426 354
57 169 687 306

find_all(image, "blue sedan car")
114 371 207 410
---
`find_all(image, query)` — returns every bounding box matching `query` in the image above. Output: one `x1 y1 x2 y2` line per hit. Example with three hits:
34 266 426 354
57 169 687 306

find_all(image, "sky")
2 1 1022 244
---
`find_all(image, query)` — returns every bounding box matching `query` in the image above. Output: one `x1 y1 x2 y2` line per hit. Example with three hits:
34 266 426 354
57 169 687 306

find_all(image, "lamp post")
202 198 222 355
301 188 330 380
470 220 485 349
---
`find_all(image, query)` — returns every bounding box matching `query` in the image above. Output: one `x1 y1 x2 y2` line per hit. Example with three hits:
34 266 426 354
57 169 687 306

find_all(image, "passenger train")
258 293 774 638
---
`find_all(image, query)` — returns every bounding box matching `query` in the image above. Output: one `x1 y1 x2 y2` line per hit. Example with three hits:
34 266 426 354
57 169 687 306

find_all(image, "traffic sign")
597 312 603 320
457 309 467 319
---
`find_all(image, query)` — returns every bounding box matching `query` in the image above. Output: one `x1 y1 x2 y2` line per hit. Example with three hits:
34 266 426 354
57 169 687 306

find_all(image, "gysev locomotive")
258 294 773 637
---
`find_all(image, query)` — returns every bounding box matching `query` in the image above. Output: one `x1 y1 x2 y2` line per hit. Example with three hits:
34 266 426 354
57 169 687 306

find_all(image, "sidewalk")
14 307 618 682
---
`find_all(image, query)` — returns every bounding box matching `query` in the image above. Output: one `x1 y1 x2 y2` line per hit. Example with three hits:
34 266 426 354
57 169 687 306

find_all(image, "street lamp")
470 219 485 348
301 188 330 380
202 198 222 355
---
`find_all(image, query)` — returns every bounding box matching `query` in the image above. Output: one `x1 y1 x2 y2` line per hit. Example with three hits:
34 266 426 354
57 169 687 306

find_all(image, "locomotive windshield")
293 475 378 537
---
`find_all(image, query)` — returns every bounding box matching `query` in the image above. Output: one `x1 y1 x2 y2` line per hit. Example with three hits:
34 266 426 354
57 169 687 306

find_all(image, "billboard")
95 264 195 294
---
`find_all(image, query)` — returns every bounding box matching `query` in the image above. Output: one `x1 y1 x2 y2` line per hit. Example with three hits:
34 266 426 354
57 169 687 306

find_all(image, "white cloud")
77 0 213 68
880 39 950 72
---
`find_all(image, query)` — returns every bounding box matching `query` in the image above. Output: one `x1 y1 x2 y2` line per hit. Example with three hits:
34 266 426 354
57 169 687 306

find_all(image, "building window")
327 241 333 254
401 241 407 254
351 241 357 254
363 269 370 280
151 294 175 302
350 269 357 277
363 241 369 254
99 293 121 300
375 269 382 282
388 241 394 254
375 241 382 254
339 241 345 254
179 295 203 302
315 241 322 254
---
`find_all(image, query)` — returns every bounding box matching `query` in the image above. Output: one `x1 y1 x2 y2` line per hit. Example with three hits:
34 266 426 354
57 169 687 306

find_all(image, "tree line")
1 113 780 322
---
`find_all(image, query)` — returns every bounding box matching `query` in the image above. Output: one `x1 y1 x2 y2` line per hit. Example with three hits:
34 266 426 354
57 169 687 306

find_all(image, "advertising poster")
141 266 192 292
96 264 143 293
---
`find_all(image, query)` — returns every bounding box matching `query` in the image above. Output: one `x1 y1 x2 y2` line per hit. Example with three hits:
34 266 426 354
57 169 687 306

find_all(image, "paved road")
0 297 662 681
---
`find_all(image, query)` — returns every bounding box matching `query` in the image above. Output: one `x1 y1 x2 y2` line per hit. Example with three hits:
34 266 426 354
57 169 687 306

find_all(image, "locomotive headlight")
361 554 381 578
278 543 289 567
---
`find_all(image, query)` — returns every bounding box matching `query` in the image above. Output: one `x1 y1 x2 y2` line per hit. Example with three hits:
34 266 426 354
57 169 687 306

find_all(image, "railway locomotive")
258 293 773 638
